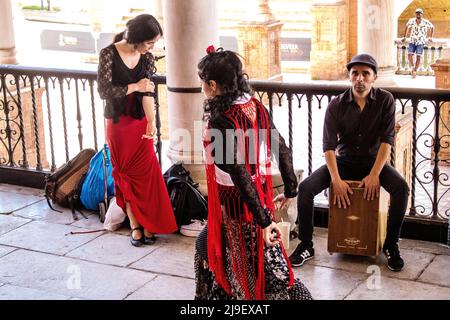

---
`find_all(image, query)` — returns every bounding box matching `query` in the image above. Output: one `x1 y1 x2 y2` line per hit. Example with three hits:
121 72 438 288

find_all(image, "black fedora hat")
346 53 378 74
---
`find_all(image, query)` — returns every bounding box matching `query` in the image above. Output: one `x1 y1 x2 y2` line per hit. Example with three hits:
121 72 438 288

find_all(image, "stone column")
83 0 107 64
164 0 219 194
0 0 17 64
90 0 105 33
347 0 358 61
153 0 164 24
152 0 166 73
393 108 413 210
310 1 348 80
236 0 283 80
358 0 396 86
89 0 126 33
431 45 450 164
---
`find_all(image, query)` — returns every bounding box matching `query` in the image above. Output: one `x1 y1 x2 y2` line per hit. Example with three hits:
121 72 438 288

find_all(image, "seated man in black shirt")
289 54 409 272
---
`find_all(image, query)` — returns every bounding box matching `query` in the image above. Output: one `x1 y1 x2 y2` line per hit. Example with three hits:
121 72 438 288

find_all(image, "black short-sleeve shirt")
322 87 395 159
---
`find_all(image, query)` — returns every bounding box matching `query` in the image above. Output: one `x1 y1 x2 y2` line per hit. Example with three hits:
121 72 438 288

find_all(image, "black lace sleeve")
210 115 272 228
267 111 298 198
141 52 157 98
97 46 128 99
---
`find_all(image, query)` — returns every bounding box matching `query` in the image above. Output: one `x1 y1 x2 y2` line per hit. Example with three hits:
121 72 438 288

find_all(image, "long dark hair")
113 14 163 44
198 48 253 122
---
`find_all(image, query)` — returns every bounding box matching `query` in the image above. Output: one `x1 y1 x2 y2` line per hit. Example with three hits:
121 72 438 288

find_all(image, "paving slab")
157 233 198 246
113 226 131 236
12 199 80 225
290 236 435 281
0 250 157 300
1 183 448 301
66 232 159 267
293 264 367 300
400 238 450 256
130 234 196 279
312 227 329 238
125 275 196 300
0 245 16 258
71 214 105 230
0 214 31 236
0 284 70 300
346 276 450 300
0 184 44 197
0 220 103 255
0 191 42 214
418 255 450 288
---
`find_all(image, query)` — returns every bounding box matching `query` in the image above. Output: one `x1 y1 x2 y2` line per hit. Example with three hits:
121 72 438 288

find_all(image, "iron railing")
1 65 449 223
250 81 450 223
0 65 164 170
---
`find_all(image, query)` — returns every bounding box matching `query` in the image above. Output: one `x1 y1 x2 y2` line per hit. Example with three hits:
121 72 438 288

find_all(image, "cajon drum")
328 181 388 256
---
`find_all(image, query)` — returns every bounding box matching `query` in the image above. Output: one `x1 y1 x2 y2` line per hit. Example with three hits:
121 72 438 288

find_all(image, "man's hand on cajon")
358 174 381 201
332 179 353 209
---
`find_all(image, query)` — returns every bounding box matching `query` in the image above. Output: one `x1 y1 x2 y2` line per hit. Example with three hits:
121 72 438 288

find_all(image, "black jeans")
297 157 409 248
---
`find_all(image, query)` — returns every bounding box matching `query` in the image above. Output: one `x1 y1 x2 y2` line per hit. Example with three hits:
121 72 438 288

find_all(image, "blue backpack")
80 144 115 220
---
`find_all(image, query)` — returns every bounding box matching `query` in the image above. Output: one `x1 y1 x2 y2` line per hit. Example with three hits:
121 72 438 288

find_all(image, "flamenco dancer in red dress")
98 14 177 246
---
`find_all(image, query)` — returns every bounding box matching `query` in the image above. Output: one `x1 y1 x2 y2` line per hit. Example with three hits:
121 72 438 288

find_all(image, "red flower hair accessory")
206 45 216 54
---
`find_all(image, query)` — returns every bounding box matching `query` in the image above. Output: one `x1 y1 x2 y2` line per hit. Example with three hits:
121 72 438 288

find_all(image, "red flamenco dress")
98 44 177 234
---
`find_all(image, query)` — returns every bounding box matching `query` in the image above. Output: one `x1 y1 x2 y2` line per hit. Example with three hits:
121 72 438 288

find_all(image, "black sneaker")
383 243 404 272
289 243 314 267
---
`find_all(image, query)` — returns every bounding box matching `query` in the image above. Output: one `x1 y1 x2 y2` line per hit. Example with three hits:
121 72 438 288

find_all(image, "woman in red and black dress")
97 14 177 247
195 47 312 300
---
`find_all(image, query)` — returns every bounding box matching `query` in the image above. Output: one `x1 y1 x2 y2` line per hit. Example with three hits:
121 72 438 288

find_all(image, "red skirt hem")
106 114 177 234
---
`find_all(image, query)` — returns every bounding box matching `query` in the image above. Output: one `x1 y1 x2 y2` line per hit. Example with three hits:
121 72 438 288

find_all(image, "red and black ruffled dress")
97 44 177 234
195 95 312 300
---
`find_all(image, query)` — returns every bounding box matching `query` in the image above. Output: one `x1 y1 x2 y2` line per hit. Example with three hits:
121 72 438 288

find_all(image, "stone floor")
0 183 449 300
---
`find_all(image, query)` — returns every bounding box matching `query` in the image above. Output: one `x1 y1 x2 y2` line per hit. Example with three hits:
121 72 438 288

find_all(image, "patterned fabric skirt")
194 221 313 300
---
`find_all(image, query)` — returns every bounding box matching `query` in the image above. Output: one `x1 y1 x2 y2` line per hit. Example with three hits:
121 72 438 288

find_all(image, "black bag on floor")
163 162 207 229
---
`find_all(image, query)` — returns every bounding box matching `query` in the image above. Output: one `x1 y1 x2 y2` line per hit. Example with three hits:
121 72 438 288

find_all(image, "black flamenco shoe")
142 233 157 245
130 227 143 247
